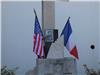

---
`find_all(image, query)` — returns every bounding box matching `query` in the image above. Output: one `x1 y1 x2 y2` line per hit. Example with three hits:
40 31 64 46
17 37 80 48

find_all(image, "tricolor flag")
33 9 45 58
61 17 79 59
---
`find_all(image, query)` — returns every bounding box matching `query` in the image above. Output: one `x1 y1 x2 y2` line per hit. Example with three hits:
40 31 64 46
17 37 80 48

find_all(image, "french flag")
61 17 79 59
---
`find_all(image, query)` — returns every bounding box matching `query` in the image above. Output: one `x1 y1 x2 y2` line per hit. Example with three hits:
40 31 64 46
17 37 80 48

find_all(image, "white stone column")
42 1 65 58
42 1 55 30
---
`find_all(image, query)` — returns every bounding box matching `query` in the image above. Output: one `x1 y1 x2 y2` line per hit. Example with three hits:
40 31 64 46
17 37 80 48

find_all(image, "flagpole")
68 17 70 19
33 8 36 16
42 0 44 32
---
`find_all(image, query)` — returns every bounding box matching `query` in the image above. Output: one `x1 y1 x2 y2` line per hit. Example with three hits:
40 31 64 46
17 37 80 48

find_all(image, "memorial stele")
26 1 77 75
29 36 77 75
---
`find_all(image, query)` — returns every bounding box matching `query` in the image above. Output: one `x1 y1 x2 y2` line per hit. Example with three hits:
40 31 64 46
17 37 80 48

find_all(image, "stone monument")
32 36 77 75
30 1 77 75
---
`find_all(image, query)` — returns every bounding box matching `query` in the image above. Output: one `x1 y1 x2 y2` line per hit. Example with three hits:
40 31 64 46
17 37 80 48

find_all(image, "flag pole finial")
33 8 36 16
68 17 70 19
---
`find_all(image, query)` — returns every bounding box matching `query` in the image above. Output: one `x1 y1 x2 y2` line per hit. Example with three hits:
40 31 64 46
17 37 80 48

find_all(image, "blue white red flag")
61 17 79 59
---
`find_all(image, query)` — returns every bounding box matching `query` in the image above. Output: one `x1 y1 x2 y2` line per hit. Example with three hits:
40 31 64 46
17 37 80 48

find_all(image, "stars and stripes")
33 9 45 58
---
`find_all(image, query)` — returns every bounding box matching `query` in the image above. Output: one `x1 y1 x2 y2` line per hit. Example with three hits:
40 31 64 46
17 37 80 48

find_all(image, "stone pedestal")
36 57 77 75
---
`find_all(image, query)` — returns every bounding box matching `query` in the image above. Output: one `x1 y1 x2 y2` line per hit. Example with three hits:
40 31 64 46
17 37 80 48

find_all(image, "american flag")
33 9 45 58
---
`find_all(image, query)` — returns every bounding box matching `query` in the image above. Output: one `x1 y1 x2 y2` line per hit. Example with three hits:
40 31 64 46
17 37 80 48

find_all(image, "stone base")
35 57 77 75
